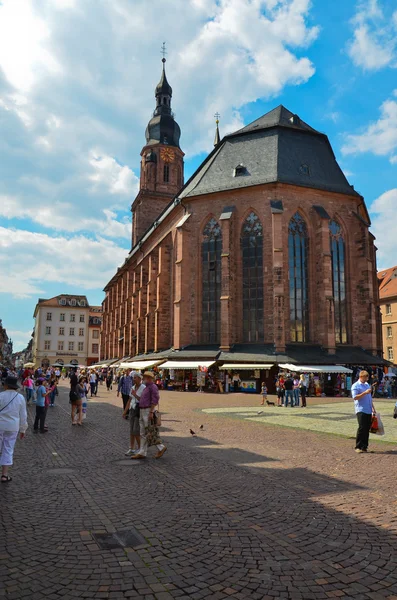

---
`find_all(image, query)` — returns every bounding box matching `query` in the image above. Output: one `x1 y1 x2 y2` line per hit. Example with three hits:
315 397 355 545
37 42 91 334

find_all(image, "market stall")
159 360 216 391
219 363 274 393
279 364 353 397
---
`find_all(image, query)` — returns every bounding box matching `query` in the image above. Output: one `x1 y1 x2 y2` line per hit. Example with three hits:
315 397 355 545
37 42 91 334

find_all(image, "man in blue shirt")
351 370 374 453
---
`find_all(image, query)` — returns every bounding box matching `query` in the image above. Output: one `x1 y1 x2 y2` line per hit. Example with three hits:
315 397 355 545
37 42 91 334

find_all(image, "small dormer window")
70 299 76 306
59 298 66 306
80 300 86 306
290 114 300 125
234 164 248 177
299 164 310 176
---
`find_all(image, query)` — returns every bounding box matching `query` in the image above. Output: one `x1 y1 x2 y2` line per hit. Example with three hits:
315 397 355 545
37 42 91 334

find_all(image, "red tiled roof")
378 266 397 300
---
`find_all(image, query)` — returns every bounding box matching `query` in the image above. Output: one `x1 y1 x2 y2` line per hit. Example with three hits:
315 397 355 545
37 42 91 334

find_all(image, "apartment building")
87 307 102 366
378 267 397 364
33 295 95 368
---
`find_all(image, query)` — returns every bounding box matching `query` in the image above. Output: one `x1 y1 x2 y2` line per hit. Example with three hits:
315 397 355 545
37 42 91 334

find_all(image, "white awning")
220 363 274 370
118 359 164 370
279 363 353 374
160 360 215 370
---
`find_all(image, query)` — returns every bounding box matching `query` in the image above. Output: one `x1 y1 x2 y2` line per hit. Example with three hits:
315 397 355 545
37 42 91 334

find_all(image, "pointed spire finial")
161 41 167 64
214 112 221 146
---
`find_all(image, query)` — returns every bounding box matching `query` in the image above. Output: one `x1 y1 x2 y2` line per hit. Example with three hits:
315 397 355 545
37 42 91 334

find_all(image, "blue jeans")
285 390 294 407
50 389 56 405
25 388 33 402
293 389 300 407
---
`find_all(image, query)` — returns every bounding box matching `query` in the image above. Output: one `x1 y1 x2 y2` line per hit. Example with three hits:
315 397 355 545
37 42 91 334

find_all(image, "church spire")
214 112 221 146
145 44 181 148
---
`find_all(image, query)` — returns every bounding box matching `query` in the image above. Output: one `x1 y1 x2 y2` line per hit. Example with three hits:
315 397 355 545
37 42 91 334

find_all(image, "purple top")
139 382 159 408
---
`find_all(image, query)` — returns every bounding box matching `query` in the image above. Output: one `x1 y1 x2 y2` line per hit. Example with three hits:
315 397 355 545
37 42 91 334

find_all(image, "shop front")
159 360 216 391
219 363 275 393
279 364 353 397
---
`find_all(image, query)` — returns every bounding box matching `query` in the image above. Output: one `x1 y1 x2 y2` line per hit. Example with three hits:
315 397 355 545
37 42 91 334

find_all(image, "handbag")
153 409 161 427
370 413 378 433
69 389 79 403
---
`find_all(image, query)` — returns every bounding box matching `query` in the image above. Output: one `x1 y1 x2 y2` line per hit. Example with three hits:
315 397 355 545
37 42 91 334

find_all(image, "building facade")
0 320 13 367
87 308 102 366
101 60 382 368
33 295 101 368
378 267 397 365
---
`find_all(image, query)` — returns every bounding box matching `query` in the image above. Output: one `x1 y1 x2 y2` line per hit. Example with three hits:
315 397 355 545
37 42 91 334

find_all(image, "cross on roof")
214 112 220 124
161 42 167 62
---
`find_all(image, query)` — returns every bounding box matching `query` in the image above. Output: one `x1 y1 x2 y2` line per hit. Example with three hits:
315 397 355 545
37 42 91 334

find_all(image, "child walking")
260 382 268 405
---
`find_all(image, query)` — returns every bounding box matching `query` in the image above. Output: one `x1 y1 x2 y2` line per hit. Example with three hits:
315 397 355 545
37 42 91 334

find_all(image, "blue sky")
0 0 396 350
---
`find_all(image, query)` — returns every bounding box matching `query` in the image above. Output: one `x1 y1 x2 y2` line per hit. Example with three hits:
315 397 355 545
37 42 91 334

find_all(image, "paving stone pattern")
203 402 397 443
1 385 397 600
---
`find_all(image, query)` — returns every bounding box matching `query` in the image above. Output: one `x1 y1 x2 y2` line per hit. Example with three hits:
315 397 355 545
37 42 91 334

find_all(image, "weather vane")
161 42 167 63
214 112 220 124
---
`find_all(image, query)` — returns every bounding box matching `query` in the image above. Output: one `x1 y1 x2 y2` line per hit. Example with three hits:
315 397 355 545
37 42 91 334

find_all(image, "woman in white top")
0 376 28 483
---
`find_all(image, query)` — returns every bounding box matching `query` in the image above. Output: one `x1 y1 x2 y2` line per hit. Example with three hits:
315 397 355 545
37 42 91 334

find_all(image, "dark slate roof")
180 105 358 199
234 105 319 135
218 344 389 366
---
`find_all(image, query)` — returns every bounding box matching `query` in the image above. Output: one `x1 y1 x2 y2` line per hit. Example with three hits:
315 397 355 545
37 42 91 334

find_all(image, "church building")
100 58 384 372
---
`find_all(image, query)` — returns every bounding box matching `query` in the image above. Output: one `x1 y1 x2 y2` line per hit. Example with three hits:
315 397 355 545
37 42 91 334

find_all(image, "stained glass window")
330 220 347 344
201 218 222 343
241 212 264 342
288 212 309 342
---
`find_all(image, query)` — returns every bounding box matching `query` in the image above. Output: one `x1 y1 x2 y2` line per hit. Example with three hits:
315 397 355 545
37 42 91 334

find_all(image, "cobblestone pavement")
1 384 397 600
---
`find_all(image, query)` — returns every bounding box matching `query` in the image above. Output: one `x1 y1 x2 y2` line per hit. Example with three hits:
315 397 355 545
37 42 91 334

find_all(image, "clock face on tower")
160 147 175 163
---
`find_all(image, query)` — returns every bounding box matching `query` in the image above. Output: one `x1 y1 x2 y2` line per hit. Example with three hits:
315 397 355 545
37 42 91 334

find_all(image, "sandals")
1 475 12 483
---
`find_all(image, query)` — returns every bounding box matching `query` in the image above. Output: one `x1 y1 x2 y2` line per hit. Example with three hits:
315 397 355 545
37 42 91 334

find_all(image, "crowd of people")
0 363 167 482
274 374 308 407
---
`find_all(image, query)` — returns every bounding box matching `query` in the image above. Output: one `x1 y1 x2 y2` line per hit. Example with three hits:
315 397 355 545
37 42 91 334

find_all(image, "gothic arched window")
241 212 264 342
288 212 309 342
330 220 347 344
201 218 222 343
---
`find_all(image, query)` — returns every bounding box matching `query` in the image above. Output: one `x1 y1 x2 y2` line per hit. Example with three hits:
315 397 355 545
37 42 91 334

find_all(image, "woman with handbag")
131 371 167 460
123 372 145 456
0 376 28 482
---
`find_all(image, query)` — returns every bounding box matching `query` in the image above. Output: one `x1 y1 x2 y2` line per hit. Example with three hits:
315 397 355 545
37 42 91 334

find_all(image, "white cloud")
0 0 61 91
0 195 132 239
88 151 138 196
0 0 319 313
0 226 128 298
370 188 397 268
341 91 397 161
347 0 397 71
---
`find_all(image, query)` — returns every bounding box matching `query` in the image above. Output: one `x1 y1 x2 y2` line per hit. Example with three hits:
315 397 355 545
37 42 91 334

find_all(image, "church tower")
131 55 184 247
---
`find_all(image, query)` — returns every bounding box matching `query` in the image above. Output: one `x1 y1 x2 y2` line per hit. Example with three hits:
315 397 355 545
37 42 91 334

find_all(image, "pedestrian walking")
89 371 96 397
299 374 307 407
23 374 34 404
34 379 48 433
351 370 375 453
123 372 146 456
106 370 113 391
131 371 167 460
0 376 28 483
117 369 133 413
260 382 268 405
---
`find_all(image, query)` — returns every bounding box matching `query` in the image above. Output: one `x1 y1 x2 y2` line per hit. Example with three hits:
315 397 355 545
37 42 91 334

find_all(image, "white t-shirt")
0 390 28 433
89 374 96 383
130 383 146 408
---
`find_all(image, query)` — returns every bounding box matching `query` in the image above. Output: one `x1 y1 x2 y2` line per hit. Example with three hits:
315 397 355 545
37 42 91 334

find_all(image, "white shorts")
0 431 18 466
